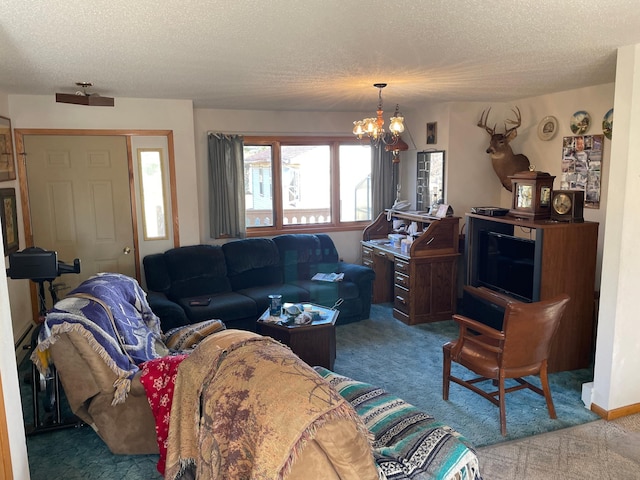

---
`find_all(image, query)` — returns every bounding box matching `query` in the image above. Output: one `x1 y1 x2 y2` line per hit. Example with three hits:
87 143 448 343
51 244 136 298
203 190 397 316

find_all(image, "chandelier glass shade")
353 83 404 146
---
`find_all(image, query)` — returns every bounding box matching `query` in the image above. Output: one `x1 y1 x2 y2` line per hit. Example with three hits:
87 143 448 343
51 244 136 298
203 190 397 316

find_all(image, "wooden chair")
442 286 570 436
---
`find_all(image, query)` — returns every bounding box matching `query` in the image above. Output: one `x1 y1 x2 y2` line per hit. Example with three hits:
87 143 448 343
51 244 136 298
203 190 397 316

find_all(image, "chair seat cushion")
446 336 543 379
447 335 500 378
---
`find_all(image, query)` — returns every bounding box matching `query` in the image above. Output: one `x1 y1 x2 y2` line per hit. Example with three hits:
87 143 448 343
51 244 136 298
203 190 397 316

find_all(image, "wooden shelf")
465 213 599 372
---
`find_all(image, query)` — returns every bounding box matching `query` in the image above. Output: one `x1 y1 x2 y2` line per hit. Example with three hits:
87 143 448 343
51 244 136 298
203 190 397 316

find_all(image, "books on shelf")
311 272 344 282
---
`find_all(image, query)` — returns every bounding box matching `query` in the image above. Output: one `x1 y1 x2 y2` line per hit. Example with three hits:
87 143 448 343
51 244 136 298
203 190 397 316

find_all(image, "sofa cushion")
290 279 360 306
177 292 257 323
315 233 340 263
273 234 324 282
236 283 310 312
163 245 232 299
222 238 283 290
143 253 172 293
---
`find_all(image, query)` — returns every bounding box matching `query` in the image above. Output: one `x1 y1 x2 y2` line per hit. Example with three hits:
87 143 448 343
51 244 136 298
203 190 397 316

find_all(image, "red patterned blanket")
140 354 189 475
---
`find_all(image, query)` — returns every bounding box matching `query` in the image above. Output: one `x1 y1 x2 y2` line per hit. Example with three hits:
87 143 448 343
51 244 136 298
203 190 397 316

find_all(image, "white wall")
1 61 636 476
6 94 202 325
400 101 501 218
592 44 640 412
0 90 30 480
193 85 617 305
403 84 614 288
9 95 201 247
402 82 632 413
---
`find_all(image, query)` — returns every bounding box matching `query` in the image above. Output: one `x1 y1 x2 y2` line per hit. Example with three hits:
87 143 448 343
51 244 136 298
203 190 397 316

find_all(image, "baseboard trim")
591 402 640 420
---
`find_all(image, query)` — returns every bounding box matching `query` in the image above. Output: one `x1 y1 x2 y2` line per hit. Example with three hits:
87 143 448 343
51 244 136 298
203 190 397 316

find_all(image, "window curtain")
208 133 246 239
371 141 396 217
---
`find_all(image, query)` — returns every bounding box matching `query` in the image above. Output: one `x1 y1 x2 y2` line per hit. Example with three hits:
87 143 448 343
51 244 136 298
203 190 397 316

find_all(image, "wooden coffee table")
257 303 338 370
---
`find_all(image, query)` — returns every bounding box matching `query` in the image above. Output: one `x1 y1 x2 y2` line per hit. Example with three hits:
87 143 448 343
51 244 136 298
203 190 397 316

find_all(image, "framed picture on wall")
1 188 19 256
560 135 603 209
0 116 17 182
426 122 437 144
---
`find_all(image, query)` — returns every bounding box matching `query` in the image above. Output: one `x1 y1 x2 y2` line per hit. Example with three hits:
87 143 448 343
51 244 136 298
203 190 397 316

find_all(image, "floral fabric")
140 353 189 475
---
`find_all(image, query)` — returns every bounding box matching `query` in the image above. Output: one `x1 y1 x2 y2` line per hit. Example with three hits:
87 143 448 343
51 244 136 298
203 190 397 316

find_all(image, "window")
243 137 371 234
137 148 168 240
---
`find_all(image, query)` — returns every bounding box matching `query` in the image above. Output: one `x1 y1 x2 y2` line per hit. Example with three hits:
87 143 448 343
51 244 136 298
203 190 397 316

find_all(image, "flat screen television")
477 230 536 302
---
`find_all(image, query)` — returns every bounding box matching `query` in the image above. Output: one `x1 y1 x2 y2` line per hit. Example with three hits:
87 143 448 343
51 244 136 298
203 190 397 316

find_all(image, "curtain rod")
206 130 354 137
206 130 417 149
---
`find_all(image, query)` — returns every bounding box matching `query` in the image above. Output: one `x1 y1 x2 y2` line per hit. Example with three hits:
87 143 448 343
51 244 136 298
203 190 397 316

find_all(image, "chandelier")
353 83 405 146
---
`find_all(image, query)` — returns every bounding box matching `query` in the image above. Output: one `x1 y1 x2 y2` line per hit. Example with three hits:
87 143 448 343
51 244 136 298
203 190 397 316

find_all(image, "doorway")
24 134 135 292
14 128 179 317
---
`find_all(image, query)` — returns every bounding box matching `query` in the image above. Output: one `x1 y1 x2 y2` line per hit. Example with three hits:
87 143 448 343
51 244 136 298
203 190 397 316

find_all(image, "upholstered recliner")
32 272 170 454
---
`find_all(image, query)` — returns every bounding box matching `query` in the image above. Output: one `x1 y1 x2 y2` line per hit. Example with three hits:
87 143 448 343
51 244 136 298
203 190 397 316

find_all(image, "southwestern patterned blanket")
315 367 482 480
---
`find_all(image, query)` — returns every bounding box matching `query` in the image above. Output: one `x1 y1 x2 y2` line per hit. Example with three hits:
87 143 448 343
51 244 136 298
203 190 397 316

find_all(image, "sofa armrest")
335 262 375 285
147 292 190 331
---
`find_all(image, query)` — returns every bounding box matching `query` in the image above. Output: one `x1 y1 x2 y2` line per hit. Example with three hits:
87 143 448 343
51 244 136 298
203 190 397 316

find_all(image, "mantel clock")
508 169 555 220
551 189 584 222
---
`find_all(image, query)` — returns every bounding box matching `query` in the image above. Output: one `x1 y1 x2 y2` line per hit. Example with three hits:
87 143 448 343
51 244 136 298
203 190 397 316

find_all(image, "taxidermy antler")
477 107 530 191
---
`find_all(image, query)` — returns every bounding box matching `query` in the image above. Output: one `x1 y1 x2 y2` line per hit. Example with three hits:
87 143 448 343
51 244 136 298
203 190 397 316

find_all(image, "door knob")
123 246 131 255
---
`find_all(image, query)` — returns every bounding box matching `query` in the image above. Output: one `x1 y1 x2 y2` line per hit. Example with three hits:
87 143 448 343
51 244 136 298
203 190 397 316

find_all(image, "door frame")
13 129 180 320
0 373 13 480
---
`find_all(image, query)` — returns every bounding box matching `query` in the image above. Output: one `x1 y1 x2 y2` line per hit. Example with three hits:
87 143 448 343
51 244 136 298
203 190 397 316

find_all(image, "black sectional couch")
143 234 375 331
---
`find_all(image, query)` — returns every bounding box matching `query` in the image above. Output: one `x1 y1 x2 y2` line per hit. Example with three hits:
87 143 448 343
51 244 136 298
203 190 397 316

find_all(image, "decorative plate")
537 116 558 141
602 108 613 139
570 110 591 134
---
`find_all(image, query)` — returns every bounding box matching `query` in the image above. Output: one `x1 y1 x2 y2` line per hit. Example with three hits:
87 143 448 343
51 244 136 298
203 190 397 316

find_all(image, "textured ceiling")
2 1 640 111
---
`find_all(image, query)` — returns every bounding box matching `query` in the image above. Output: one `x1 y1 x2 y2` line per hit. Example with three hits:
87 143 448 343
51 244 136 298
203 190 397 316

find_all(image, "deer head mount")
478 107 530 191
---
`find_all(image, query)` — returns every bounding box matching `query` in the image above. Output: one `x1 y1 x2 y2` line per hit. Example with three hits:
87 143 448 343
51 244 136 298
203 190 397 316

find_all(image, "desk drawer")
395 258 410 275
374 248 394 262
394 285 409 314
394 272 409 289
362 245 373 261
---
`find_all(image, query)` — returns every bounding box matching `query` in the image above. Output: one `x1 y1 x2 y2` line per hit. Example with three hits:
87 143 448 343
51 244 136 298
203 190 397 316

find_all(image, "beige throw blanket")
164 330 371 480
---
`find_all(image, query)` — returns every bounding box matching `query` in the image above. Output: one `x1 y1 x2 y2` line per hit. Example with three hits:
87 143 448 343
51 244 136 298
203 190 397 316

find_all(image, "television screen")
477 230 535 302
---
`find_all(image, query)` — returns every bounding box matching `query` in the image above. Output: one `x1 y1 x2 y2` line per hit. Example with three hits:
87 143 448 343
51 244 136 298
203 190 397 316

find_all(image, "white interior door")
24 135 135 295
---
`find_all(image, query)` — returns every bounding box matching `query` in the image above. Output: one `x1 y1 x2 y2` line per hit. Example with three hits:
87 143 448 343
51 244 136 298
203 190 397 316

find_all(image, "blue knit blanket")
33 273 168 404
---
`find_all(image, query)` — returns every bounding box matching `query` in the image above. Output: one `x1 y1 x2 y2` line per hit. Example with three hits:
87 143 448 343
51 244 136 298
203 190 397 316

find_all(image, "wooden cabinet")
465 213 598 372
362 210 460 324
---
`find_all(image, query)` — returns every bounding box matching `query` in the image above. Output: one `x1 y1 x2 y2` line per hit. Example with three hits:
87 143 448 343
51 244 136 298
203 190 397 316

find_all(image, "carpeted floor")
22 303 600 479
477 412 640 479
333 303 599 447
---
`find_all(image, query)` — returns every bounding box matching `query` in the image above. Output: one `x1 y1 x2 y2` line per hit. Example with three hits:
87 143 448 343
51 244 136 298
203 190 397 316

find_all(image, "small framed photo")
1 187 19 256
0 116 17 181
426 122 437 144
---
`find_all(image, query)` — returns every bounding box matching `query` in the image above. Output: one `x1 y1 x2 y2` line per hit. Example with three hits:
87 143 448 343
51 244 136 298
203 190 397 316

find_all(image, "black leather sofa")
143 234 375 331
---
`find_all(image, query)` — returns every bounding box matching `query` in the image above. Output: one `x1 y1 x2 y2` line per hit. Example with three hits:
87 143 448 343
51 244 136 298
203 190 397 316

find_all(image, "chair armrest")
463 285 521 309
452 313 505 340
